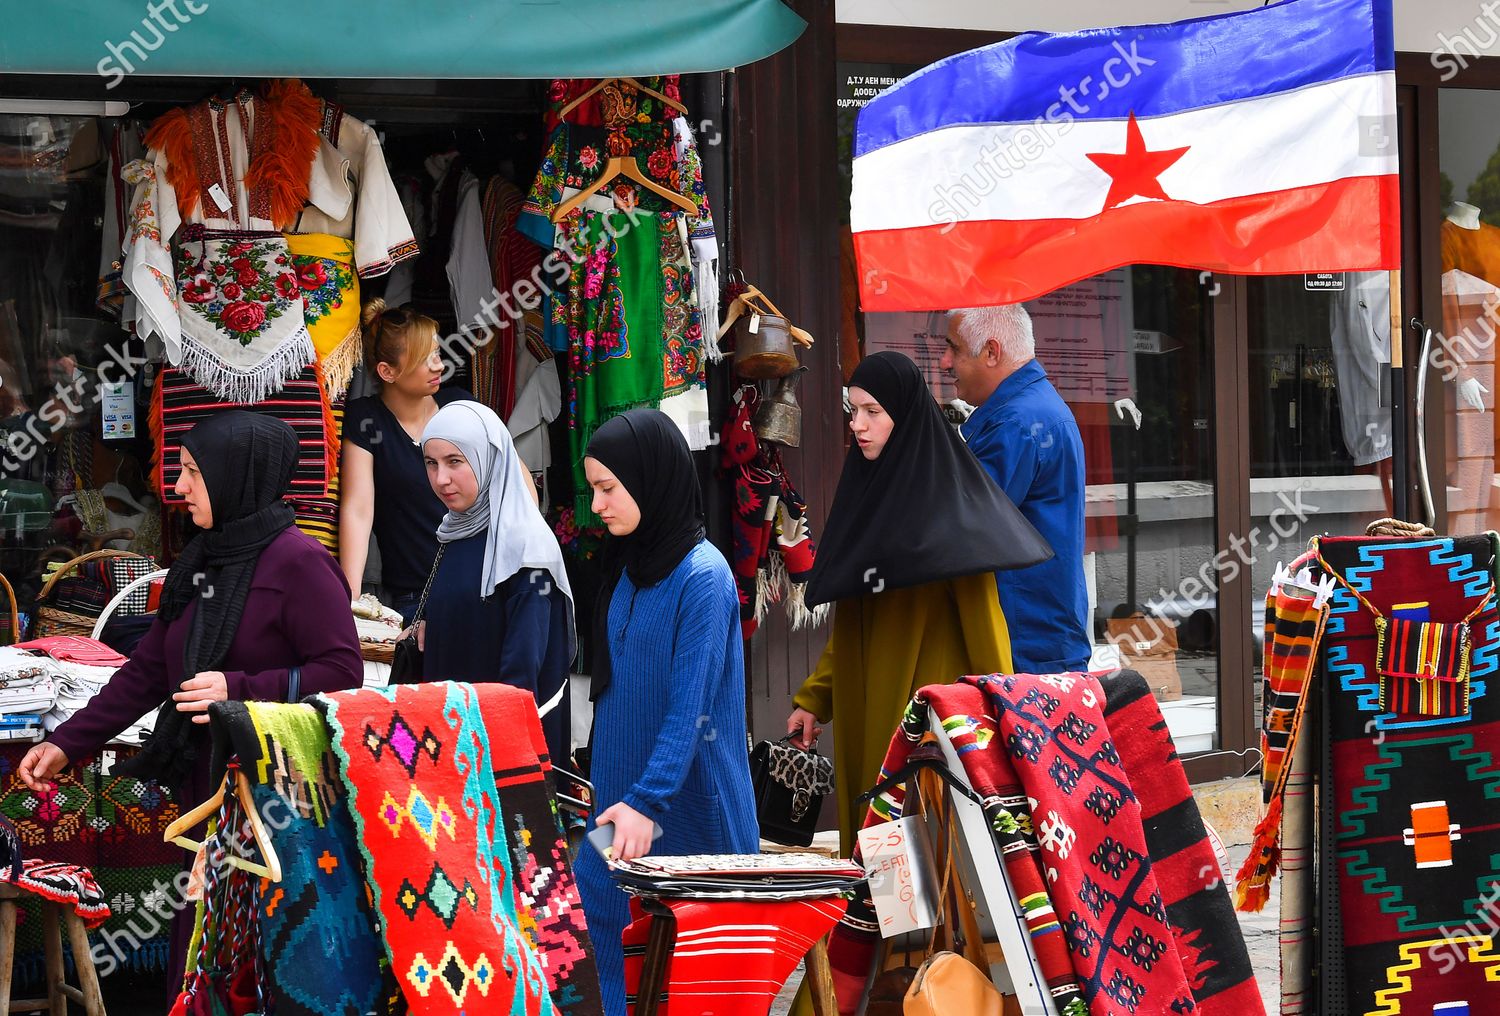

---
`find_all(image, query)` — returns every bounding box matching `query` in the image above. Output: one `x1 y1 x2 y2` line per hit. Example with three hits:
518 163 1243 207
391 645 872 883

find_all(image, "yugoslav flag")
850 0 1400 310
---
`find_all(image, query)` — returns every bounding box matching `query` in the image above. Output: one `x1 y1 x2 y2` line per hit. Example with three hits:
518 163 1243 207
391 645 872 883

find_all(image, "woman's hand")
597 802 656 863
787 707 823 750
18 742 68 792
174 670 229 724
397 621 426 651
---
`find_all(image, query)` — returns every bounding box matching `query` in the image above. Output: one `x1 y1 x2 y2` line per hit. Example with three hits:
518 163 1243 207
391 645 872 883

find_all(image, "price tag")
207 183 232 213
748 313 761 335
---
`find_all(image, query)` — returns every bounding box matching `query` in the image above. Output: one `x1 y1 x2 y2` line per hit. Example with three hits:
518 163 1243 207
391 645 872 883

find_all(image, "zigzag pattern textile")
485 680 601 1016
209 700 384 1016
316 682 560 1015
1312 535 1500 1014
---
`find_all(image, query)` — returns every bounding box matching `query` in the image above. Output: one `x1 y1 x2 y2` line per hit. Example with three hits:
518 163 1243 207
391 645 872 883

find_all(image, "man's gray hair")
949 304 1035 362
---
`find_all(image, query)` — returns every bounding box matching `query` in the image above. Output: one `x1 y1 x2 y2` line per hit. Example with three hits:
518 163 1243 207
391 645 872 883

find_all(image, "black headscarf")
115 412 298 791
805 351 1053 607
585 409 705 699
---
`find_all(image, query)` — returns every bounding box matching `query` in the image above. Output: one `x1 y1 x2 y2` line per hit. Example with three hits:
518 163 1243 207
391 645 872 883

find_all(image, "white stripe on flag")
852 72 1396 231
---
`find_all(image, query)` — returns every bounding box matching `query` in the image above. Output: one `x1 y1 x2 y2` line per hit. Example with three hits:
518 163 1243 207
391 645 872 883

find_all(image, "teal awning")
1 1 805 79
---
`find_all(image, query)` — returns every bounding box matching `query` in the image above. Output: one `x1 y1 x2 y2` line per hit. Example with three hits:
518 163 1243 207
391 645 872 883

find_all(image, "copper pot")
734 313 799 379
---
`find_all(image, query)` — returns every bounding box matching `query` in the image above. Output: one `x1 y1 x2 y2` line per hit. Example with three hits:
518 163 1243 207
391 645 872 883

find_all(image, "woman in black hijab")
18 412 363 988
785 351 1052 852
572 409 758 1016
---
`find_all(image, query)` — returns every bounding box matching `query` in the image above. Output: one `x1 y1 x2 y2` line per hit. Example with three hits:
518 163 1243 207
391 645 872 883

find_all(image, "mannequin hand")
1114 397 1143 430
17 742 68 793
174 671 229 724
787 707 823 750
597 802 655 863
1460 377 1489 412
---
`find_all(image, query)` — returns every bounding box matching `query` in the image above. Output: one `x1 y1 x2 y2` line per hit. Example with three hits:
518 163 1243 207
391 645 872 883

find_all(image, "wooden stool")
0 883 107 1016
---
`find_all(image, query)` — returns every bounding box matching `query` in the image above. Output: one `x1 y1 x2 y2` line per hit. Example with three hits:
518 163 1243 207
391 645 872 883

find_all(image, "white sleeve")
121 152 183 364
349 120 419 279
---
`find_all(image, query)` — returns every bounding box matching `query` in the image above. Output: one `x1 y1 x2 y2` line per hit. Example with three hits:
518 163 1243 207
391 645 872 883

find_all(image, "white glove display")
1459 376 1489 412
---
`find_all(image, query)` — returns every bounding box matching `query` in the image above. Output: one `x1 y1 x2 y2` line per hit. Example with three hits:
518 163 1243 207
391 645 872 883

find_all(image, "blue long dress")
422 532 573 767
573 540 760 1016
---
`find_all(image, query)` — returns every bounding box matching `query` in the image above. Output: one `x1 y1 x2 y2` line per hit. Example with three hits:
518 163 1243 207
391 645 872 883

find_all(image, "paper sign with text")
858 815 940 938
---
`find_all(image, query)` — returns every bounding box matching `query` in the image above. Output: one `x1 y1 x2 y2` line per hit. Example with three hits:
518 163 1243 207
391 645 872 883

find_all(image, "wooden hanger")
163 769 283 882
717 284 816 347
550 156 698 222
558 77 688 121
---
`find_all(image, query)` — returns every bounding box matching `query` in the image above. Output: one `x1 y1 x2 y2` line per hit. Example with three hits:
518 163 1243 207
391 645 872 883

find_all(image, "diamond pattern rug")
316 682 559 1015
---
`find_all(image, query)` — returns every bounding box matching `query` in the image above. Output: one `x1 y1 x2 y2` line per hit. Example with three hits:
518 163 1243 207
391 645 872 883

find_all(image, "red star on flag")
1085 112 1191 211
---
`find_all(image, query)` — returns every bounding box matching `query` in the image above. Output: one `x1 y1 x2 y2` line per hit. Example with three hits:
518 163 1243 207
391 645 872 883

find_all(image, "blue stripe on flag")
854 0 1394 158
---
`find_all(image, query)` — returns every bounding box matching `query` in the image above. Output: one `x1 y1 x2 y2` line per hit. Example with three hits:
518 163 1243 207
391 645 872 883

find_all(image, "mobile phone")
587 820 665 863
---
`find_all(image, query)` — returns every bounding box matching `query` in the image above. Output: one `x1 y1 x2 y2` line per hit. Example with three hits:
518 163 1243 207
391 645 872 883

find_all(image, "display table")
0 743 180 983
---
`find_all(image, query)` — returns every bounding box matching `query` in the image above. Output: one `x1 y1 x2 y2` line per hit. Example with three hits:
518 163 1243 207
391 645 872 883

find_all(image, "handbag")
389 546 445 686
904 771 1000 1016
1315 540 1493 719
750 734 834 847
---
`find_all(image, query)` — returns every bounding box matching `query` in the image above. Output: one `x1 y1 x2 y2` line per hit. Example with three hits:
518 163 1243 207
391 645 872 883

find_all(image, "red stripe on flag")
854 175 1400 309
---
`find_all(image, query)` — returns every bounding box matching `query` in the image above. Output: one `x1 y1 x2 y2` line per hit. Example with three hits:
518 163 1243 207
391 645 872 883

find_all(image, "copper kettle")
719 283 815 380
754 367 807 447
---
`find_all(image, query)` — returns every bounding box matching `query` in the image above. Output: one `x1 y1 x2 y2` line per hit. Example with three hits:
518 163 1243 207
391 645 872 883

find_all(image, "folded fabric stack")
610 852 865 901
0 648 58 719
44 660 118 731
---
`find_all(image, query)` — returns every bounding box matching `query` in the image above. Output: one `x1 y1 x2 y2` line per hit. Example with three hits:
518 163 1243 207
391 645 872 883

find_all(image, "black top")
424 535 572 767
805 351 1053 607
344 386 470 595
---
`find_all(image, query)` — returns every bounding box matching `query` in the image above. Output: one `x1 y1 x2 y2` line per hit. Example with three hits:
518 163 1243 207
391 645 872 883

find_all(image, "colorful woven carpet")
317 682 558 1015
0 746 178 983
488 683 602 1015
968 672 1197 1015
1313 535 1500 1013
1099 669 1263 1015
825 687 1087 1016
210 700 384 1016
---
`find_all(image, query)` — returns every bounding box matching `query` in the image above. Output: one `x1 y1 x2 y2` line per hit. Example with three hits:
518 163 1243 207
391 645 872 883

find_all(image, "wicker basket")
360 640 396 665
31 548 154 639
0 571 17 646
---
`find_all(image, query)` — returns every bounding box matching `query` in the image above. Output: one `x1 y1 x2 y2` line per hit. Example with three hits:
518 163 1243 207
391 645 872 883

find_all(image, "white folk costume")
121 81 417 403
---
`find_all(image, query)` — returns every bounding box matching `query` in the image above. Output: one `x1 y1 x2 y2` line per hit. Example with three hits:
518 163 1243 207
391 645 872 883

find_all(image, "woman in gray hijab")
419 400 576 765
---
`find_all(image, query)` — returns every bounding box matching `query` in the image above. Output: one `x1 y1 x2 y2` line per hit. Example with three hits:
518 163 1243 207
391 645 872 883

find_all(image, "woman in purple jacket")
17 412 363 982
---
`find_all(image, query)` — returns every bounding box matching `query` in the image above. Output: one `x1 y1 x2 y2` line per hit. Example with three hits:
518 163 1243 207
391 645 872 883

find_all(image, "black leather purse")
750 735 835 847
390 546 445 686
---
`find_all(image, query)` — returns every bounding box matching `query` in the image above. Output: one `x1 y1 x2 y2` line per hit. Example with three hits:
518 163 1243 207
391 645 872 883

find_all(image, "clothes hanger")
550 156 697 222
856 745 985 808
163 769 283 882
557 77 688 121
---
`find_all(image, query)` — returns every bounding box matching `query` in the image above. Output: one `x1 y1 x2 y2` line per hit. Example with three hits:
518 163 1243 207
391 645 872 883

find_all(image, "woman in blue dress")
573 408 759 1016
419 400 575 766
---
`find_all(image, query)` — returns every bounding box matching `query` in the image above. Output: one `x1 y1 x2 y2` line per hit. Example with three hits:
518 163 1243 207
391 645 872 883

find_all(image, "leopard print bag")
749 735 835 847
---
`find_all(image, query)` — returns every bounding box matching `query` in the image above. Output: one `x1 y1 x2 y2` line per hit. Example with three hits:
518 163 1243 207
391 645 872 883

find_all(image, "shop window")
1433 88 1500 536
0 114 132 598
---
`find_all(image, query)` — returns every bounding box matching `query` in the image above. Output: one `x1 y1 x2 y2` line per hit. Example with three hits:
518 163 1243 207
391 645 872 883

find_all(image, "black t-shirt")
344 386 470 596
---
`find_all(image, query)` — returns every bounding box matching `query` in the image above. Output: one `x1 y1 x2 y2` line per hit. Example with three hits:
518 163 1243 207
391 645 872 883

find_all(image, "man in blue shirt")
941 304 1091 673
